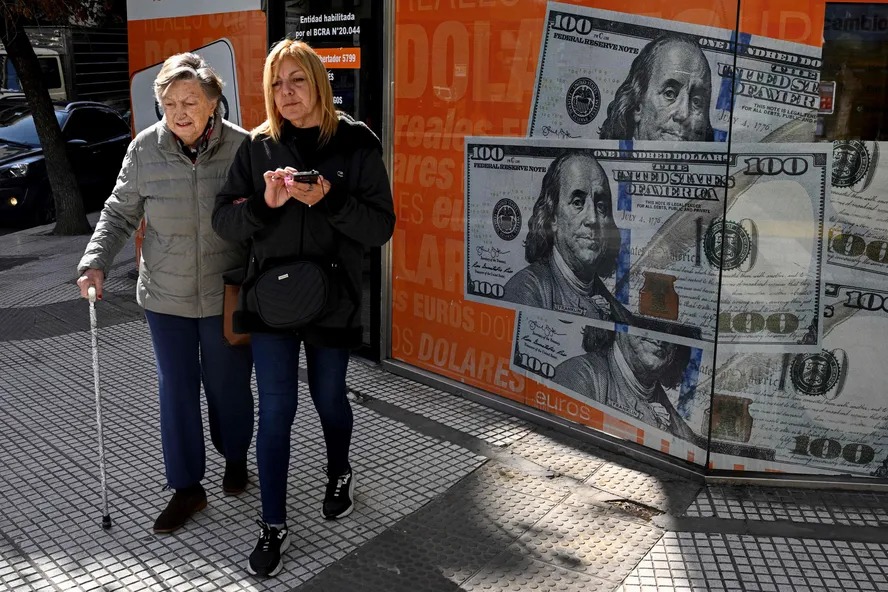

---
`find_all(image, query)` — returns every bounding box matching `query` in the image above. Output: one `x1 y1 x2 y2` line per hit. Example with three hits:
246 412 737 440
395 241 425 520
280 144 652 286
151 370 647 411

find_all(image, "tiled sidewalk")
1 220 887 592
617 533 888 592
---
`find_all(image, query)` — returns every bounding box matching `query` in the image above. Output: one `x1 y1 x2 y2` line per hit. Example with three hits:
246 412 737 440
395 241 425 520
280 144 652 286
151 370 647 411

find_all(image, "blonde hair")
252 39 338 145
153 52 224 104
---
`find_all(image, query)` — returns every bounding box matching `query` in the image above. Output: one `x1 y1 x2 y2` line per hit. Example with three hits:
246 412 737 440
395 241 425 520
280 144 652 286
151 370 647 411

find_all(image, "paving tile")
619 532 888 591
587 460 701 515
0 310 484 591
685 485 888 527
462 548 615 592
390 465 562 546
514 503 663 582
346 358 533 448
506 429 608 481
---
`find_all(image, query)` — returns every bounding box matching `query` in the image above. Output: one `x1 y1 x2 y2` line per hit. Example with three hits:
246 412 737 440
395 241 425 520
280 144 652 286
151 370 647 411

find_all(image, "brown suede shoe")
152 485 207 534
222 459 248 496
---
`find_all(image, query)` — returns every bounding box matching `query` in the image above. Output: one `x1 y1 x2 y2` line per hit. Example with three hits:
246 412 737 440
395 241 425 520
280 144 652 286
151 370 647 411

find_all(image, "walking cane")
88 286 112 530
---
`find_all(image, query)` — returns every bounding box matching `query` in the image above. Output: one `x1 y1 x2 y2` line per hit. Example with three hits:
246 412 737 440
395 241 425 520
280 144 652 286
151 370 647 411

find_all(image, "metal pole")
379 0 396 361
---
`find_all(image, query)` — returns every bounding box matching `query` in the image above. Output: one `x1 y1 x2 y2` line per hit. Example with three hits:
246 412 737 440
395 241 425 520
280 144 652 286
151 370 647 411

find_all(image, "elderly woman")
76 53 254 535
213 39 395 577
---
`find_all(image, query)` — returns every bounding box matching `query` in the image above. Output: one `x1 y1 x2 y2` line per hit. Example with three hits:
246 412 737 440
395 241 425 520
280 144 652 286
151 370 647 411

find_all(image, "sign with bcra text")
391 0 833 472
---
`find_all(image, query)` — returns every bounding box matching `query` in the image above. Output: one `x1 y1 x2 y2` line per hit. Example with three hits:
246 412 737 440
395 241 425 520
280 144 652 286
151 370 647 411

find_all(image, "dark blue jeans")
145 311 254 490
251 332 352 524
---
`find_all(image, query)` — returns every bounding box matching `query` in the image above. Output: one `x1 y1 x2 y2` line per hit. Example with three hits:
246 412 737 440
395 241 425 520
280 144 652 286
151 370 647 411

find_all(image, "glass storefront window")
390 0 888 480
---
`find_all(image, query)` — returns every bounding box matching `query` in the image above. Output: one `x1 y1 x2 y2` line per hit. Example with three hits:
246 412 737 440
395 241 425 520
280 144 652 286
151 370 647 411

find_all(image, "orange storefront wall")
127 10 268 129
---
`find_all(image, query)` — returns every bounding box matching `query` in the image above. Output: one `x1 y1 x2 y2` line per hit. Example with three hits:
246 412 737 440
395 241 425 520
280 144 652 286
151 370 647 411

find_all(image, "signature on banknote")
528 319 566 342
477 246 509 263
540 126 580 140
523 320 568 357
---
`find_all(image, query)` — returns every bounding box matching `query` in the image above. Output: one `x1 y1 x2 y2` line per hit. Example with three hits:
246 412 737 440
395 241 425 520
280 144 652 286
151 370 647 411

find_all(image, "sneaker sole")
321 475 355 520
246 533 291 577
321 502 354 520
152 499 208 534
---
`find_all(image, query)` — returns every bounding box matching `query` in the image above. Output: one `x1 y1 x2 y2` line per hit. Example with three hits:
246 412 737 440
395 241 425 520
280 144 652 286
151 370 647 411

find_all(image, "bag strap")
243 240 255 284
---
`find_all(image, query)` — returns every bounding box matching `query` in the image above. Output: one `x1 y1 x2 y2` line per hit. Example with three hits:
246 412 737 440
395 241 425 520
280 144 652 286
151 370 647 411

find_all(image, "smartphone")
290 169 320 184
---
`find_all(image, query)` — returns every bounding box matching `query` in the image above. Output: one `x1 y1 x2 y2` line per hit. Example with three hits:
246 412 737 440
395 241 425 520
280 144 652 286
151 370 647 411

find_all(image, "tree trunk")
0 14 91 234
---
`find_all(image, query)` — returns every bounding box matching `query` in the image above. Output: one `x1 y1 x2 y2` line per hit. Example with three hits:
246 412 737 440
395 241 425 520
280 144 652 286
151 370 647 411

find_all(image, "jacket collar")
280 119 323 144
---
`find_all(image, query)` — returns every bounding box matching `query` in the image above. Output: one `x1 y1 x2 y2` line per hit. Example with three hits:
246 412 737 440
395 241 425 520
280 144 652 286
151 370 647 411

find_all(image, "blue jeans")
145 311 254 490
251 332 352 524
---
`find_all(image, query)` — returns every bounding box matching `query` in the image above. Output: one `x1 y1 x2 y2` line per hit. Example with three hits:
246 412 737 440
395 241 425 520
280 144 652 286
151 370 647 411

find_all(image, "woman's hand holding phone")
263 167 331 209
286 170 331 208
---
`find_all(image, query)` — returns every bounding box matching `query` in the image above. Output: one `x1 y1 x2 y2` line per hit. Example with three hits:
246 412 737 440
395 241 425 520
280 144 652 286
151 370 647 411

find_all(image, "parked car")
0 100 130 227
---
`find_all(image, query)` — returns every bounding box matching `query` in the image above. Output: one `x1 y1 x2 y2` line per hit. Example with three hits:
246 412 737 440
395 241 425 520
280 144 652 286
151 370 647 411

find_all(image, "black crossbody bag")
247 208 343 330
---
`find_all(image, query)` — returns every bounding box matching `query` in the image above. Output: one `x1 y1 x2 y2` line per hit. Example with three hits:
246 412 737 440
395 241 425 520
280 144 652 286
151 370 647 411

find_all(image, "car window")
0 109 67 146
64 109 129 143
93 110 130 138
1 56 61 92
1 58 19 91
38 58 62 90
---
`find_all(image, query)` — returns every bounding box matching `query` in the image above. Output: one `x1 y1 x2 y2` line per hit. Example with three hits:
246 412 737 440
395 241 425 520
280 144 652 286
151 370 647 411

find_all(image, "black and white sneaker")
322 470 354 520
247 519 290 577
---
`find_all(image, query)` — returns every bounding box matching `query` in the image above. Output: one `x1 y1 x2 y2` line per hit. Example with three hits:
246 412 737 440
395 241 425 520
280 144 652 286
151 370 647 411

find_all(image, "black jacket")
212 115 395 348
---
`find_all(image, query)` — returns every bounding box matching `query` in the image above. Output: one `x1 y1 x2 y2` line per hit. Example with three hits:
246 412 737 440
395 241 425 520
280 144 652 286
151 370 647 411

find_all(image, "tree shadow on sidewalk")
295 419 705 592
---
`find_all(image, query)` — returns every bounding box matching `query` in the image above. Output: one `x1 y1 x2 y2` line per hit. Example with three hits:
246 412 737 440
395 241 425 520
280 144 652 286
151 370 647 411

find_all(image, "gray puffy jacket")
78 112 248 318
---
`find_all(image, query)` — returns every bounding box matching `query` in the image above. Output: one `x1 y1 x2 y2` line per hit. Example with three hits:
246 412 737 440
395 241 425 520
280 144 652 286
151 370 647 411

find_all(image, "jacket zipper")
193 162 201 318
181 129 220 319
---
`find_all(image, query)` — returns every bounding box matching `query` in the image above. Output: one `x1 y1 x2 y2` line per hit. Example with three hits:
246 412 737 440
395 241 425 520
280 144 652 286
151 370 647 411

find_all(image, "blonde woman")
213 40 395 577
77 53 254 534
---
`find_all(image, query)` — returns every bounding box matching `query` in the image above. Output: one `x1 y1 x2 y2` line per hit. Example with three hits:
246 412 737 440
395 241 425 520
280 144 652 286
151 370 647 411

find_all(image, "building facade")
129 0 888 484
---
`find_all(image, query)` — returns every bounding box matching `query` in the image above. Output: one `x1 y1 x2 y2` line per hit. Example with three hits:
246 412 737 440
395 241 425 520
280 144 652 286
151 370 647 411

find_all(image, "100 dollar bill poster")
465 136 829 352
704 281 888 475
511 308 713 463
706 143 888 475
511 278 888 476
511 308 785 465
826 141 888 287
499 139 888 476
390 0 879 476
529 2 823 144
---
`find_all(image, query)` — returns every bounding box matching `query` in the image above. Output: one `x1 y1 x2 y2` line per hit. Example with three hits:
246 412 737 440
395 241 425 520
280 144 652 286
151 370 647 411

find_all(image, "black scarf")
177 116 215 163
